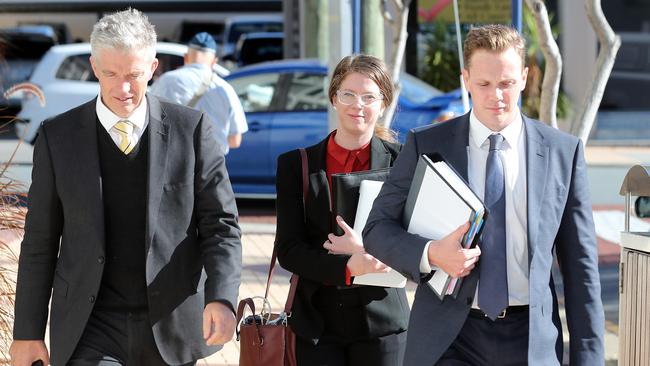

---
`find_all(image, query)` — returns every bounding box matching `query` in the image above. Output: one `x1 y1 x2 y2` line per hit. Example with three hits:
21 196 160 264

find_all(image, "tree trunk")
381 0 411 129
524 0 562 129
572 0 621 144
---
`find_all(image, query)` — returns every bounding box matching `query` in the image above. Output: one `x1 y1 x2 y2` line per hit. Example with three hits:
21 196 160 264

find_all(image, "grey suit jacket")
363 113 604 366
13 95 242 365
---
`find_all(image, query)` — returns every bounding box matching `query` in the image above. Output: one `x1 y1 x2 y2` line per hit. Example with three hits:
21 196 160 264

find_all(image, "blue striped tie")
478 133 508 320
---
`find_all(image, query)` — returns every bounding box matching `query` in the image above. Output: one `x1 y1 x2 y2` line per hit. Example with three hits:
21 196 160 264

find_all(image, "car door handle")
248 121 263 132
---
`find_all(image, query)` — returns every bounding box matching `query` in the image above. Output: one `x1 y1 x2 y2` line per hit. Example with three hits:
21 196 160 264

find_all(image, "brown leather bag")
236 148 309 366
236 268 298 366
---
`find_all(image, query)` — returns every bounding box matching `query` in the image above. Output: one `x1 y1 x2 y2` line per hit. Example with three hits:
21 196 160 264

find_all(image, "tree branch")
381 0 411 128
524 0 562 129
572 0 621 143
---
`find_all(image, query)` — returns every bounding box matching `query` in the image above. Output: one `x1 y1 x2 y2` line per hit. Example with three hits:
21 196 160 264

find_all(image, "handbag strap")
262 148 308 313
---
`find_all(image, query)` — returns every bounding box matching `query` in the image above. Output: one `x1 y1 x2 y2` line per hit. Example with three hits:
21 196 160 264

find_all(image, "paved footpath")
199 223 621 366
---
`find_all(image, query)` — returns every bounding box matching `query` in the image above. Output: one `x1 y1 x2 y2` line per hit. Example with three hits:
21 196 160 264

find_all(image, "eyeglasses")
336 90 383 106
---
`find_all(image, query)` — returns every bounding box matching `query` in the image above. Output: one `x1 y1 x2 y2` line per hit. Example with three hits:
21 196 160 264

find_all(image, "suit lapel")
524 116 549 261
146 96 170 252
443 114 470 182
305 138 332 233
71 99 106 249
370 137 391 170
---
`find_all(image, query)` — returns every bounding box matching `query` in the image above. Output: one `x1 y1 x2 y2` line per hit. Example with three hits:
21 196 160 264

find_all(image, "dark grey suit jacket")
363 113 605 366
13 95 242 365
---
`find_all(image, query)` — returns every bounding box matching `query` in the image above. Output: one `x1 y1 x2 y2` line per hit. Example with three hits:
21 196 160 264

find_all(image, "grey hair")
90 8 157 60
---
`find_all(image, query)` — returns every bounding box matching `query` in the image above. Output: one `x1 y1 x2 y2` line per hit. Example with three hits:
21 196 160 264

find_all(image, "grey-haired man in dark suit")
10 8 241 366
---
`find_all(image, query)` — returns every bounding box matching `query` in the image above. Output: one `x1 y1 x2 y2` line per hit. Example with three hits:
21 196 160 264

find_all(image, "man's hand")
427 222 481 278
323 216 365 255
203 301 236 346
346 253 390 277
9 340 49 366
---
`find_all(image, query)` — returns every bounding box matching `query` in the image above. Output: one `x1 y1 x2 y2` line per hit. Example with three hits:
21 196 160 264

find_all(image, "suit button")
97 256 105 264
89 296 96 303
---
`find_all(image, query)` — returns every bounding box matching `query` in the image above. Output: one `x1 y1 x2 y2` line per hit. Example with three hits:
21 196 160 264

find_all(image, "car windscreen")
0 34 55 60
399 73 443 105
239 38 283 66
228 22 283 43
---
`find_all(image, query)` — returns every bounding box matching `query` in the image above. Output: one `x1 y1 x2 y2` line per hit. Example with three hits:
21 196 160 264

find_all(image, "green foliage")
421 22 461 92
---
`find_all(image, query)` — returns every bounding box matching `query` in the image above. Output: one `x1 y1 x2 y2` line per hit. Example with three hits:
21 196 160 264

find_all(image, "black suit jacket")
274 134 409 344
13 96 242 365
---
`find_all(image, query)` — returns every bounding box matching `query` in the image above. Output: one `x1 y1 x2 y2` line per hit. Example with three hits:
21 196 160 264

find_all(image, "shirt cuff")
420 241 434 273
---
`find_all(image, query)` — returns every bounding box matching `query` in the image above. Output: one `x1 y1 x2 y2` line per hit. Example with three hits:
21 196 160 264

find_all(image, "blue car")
224 59 464 198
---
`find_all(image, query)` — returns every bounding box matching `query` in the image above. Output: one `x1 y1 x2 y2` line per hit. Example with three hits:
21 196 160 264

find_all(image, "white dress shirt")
420 110 529 306
96 94 148 148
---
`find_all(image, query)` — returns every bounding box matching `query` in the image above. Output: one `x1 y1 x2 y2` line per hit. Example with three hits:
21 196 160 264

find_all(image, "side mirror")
635 196 650 218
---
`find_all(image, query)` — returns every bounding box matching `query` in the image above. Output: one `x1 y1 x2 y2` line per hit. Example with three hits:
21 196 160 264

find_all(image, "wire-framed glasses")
336 90 384 106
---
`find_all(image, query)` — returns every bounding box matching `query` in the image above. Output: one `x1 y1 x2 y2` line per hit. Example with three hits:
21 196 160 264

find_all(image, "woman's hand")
323 216 365 255
346 253 390 276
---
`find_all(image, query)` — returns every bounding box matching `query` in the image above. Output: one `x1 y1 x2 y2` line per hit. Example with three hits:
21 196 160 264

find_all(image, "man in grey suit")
363 24 604 365
10 8 241 366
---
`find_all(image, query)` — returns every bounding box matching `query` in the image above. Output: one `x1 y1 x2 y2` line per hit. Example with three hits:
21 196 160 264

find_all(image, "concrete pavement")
198 223 622 365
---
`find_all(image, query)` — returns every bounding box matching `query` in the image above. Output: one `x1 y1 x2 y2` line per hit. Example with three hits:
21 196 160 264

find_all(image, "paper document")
352 180 407 288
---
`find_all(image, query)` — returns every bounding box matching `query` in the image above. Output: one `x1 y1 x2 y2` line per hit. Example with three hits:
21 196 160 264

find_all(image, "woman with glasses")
275 54 409 366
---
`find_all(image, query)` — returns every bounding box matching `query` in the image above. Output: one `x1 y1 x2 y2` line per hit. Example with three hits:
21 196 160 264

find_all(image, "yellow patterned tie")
113 120 136 154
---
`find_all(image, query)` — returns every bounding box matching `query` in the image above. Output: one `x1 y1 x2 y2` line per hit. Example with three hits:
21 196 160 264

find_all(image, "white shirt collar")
468 109 523 150
96 94 148 132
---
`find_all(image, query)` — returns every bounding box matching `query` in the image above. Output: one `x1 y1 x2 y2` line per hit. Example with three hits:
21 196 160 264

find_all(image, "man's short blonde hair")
463 24 526 69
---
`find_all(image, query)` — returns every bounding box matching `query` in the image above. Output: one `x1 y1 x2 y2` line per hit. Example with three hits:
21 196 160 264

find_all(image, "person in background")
275 54 409 366
363 24 604 366
151 32 247 155
10 9 241 366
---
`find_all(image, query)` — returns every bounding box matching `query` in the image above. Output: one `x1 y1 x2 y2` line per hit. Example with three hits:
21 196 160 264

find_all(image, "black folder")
331 168 391 235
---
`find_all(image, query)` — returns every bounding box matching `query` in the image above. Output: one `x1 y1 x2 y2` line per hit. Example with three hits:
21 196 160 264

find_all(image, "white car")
14 42 229 143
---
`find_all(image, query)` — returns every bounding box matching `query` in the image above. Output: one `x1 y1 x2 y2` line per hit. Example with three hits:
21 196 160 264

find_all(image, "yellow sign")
419 0 512 24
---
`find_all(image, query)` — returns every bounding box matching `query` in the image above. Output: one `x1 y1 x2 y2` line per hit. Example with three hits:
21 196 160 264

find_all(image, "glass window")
55 54 97 81
228 22 283 43
228 72 279 112
284 72 328 111
238 37 283 67
153 53 184 82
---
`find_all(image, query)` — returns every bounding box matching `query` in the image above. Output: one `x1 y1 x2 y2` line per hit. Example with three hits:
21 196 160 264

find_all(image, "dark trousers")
296 330 407 366
68 309 196 366
435 309 529 366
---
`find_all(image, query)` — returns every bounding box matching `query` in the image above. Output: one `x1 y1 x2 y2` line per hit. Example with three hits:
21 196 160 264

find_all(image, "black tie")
478 133 509 320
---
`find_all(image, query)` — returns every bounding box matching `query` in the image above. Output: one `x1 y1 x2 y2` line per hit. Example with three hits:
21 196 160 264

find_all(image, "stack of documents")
352 180 407 288
404 154 487 299
331 169 408 288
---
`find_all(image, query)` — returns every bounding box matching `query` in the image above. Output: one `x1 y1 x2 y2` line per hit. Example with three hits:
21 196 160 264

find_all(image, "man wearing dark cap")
151 32 247 154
